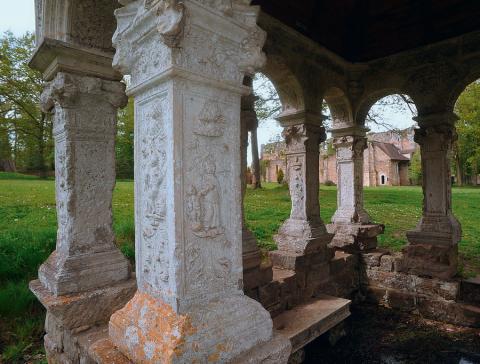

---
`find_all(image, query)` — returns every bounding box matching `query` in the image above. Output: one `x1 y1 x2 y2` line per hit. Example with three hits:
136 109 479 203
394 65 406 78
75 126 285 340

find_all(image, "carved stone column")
28 49 136 363
327 127 384 252
271 111 334 268
102 2 290 363
241 78 273 293
36 73 131 295
404 113 461 279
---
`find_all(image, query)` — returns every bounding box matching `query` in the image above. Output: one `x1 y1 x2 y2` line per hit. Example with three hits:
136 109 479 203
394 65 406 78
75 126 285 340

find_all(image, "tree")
454 80 480 185
0 32 52 177
116 97 134 179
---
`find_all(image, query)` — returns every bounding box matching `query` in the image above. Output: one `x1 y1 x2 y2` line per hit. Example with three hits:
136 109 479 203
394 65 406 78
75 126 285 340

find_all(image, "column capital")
413 111 459 128
29 38 122 82
40 72 127 113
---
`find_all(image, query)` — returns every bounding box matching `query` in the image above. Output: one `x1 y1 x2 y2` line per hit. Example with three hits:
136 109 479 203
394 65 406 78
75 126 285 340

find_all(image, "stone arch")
448 66 480 112
323 86 353 128
260 55 305 115
355 88 418 127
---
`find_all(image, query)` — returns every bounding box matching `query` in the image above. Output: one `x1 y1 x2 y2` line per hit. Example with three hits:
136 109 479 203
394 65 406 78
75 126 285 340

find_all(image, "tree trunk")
454 144 463 186
250 126 261 189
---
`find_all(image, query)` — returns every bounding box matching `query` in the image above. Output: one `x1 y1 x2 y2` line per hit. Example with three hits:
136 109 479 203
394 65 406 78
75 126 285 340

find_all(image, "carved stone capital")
332 135 367 161
413 114 458 151
40 72 127 112
113 0 266 88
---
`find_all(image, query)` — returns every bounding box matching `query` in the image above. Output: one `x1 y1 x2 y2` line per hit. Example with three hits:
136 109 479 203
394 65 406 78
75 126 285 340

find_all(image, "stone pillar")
404 113 461 279
327 127 384 252
37 73 131 295
271 111 333 267
28 41 136 362
241 78 272 293
104 2 290 363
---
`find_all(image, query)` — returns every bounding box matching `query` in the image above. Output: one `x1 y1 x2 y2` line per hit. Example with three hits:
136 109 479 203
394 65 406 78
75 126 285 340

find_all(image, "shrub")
277 169 284 184
324 180 336 186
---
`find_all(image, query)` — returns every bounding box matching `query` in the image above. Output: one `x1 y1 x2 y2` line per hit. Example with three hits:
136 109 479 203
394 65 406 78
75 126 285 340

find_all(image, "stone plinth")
404 114 461 279
327 223 385 252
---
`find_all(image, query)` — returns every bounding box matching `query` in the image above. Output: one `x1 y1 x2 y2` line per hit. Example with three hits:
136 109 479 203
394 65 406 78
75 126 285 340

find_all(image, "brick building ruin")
28 0 480 363
262 127 417 186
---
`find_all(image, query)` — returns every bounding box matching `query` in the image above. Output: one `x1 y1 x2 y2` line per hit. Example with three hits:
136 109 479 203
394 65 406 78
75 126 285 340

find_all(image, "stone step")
273 294 351 353
460 276 480 305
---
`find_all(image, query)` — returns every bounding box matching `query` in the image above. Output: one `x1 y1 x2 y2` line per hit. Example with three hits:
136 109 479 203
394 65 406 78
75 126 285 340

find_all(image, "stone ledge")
366 285 480 327
273 294 351 353
30 277 136 330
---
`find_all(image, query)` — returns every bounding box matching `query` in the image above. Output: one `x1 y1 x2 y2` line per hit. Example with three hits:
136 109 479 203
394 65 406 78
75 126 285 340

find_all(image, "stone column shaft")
105 1 290 362
327 127 384 252
37 72 130 296
273 111 332 257
404 113 461 279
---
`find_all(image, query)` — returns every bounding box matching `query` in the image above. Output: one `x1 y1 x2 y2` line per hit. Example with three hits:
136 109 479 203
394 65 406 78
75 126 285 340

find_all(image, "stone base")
32 277 136 364
327 223 384 252
274 219 333 255
270 243 334 271
30 277 136 330
38 249 131 296
108 291 274 363
401 242 458 279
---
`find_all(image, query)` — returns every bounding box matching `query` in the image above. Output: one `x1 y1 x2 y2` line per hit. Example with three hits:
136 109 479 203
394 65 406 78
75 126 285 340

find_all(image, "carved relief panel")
182 89 240 300
135 93 170 296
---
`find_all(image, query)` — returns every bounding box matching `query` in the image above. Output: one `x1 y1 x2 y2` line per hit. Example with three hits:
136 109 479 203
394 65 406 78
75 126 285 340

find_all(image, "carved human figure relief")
186 155 224 237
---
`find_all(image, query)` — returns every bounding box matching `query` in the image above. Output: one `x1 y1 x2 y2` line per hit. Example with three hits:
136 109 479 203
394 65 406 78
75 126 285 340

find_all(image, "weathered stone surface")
244 260 274 291
328 223 384 252
273 295 351 353
270 243 334 271
460 276 480 305
401 243 458 280
30 278 136 330
329 129 371 225
231 333 292 364
360 249 390 268
365 269 459 301
37 72 130 297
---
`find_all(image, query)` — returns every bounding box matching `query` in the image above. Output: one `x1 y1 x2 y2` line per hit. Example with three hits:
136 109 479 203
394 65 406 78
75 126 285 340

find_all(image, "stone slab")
273 294 351 353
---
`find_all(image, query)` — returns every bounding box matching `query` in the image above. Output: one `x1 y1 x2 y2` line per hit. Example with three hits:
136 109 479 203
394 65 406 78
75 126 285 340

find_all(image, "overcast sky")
1 1 415 165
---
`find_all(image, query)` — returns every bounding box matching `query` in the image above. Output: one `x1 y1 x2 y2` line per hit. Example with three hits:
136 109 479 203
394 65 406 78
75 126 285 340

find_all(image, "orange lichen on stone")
109 291 195 364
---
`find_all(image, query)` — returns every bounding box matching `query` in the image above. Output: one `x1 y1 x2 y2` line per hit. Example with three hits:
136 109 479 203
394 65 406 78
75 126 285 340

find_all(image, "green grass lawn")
0 173 479 362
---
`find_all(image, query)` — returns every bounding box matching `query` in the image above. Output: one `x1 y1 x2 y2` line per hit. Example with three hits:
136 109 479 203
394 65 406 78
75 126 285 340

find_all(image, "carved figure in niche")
186 155 224 237
194 100 226 137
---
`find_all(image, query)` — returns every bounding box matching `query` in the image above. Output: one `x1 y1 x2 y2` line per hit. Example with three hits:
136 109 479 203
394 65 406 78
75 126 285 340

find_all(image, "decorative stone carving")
102 1 290 363
35 72 130 297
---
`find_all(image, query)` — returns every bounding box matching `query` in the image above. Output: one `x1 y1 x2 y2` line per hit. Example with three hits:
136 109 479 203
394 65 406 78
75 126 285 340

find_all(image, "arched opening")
452 78 480 276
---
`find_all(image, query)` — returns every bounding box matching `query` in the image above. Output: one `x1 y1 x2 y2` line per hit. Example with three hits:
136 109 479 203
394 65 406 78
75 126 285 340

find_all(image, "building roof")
372 142 410 161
